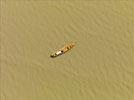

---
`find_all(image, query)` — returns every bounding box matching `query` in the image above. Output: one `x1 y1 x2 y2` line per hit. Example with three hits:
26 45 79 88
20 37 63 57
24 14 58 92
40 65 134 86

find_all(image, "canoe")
50 42 75 58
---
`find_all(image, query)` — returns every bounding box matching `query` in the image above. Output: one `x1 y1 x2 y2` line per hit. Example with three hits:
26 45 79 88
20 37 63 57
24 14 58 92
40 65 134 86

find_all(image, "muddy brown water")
1 1 134 100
